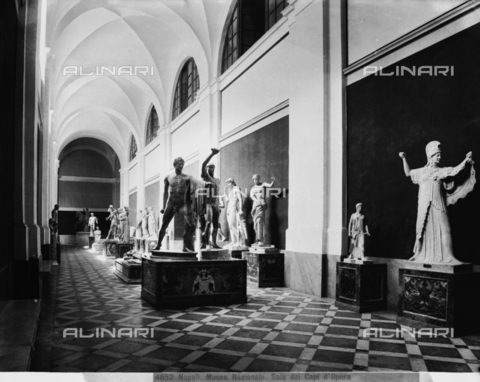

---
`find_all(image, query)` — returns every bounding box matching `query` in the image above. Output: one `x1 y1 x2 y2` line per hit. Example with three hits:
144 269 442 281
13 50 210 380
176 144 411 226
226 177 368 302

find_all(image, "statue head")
426 141 442 165
90 213 94 216
252 174 260 184
225 178 236 187
54 204 59 210
356 203 362 212
173 157 185 171
207 163 215 176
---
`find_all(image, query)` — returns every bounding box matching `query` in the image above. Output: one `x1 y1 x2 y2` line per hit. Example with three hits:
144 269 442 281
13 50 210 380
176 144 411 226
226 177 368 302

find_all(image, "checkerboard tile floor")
50 246 480 373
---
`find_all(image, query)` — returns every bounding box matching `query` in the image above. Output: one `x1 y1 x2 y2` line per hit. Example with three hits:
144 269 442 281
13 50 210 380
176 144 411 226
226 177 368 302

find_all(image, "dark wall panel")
58 211 110 235
145 181 160 232
59 150 113 178
58 181 113 209
220 116 289 249
347 23 480 264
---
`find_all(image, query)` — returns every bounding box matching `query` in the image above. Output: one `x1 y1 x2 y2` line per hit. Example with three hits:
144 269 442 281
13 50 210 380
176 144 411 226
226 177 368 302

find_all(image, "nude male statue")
154 157 198 252
200 148 221 249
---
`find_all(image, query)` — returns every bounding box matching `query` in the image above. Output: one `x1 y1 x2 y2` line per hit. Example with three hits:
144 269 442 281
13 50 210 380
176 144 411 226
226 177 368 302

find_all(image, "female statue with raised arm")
399 141 475 264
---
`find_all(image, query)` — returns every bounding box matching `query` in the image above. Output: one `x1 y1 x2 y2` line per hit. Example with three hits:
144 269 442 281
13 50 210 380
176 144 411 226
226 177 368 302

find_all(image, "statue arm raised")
399 152 411 176
201 148 220 181
263 175 275 188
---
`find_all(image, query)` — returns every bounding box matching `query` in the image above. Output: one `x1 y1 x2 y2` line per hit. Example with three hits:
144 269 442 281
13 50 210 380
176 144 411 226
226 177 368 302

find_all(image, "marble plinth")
141 256 247 309
114 258 142 284
402 262 473 274
76 232 90 247
92 241 103 252
104 240 119 258
335 262 387 313
150 249 198 260
343 258 373 264
249 244 278 254
242 251 284 287
201 249 230 260
398 267 480 336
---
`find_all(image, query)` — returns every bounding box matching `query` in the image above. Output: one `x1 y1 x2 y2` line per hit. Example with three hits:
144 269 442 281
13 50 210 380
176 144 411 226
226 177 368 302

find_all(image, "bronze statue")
200 148 221 249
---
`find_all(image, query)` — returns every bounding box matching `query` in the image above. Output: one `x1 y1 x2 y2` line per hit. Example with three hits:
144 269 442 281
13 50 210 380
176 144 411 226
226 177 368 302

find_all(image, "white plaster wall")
144 144 161 182
221 39 289 136
128 163 139 191
171 113 206 161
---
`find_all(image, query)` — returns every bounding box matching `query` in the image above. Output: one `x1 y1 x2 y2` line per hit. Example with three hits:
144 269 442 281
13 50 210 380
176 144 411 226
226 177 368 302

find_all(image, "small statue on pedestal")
106 205 119 240
117 207 130 243
88 213 98 236
141 209 149 238
348 203 370 260
250 174 275 245
147 207 157 238
399 141 475 264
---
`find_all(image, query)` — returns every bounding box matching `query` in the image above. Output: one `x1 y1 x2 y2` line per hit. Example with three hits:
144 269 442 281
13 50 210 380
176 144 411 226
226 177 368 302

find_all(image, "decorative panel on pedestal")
114 259 142 284
242 251 284 287
117 243 134 259
335 262 387 313
141 256 247 309
104 240 119 258
398 267 480 336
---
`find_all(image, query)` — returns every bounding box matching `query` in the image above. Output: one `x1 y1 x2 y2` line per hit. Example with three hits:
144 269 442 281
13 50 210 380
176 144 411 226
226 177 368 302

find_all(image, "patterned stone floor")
50 246 480 373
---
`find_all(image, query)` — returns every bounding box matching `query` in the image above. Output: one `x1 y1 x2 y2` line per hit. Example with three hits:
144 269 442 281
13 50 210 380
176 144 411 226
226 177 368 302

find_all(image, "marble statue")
348 203 370 260
94 229 102 243
154 157 201 252
200 148 221 249
141 209 148 238
399 141 475 264
88 213 98 236
224 178 248 248
106 205 119 240
147 206 157 238
118 207 130 243
250 174 275 245
51 204 59 223
136 210 143 240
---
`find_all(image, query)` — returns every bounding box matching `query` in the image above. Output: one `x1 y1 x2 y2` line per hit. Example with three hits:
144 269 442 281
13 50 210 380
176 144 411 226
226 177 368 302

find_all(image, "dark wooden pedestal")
114 259 142 284
104 241 119 258
88 237 94 248
335 262 387 313
398 267 480 336
141 256 247 309
117 243 134 259
242 251 284 287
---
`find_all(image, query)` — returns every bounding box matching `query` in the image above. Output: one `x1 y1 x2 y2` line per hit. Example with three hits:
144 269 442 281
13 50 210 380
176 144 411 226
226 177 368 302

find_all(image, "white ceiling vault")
47 0 234 166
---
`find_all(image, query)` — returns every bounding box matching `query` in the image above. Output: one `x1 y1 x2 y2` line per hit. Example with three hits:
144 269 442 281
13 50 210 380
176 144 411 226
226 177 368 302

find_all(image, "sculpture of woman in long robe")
348 203 370 260
399 141 475 264
250 174 275 245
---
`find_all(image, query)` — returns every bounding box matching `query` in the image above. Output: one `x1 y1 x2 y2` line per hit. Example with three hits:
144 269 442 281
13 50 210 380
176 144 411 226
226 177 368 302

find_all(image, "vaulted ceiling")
47 0 234 166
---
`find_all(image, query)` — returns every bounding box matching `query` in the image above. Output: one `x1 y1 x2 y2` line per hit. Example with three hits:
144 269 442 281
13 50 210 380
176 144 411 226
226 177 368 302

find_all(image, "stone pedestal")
242 248 284 287
114 258 142 284
88 236 94 248
398 266 480 336
150 249 198 260
76 232 90 247
141 256 247 309
201 249 230 260
117 243 134 259
335 262 387 313
93 240 104 252
231 250 244 259
104 240 119 258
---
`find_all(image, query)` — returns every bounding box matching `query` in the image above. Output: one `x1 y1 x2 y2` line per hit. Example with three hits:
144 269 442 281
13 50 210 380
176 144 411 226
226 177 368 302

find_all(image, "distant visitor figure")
399 141 475 264
348 203 370 260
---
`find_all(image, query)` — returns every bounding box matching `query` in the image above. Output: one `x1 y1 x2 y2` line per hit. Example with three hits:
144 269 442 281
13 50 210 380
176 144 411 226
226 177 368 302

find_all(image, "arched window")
146 106 160 145
221 0 288 74
172 59 200 121
129 135 137 161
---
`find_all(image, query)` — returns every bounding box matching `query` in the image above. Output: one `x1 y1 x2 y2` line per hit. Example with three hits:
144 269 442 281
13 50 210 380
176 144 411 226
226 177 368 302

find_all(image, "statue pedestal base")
398 267 480 336
114 258 142 284
249 244 278 254
200 249 230 260
93 240 104 252
103 240 119 258
76 232 90 247
402 261 473 274
141 256 247 309
118 243 134 259
88 236 94 248
231 250 245 259
150 249 198 260
343 258 373 264
335 262 387 313
242 249 284 287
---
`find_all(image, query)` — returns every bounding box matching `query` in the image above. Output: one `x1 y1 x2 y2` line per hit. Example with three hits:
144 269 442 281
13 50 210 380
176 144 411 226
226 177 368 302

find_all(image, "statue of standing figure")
250 174 275 245
154 157 201 252
88 213 98 236
348 203 370 260
399 141 475 264
136 210 143 240
224 178 248 248
141 209 149 238
117 207 130 243
200 149 221 249
147 207 157 238
49 216 58 265
106 205 119 240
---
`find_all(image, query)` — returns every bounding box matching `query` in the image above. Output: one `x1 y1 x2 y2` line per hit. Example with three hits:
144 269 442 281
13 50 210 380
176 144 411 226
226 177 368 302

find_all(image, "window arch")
129 135 137 161
221 0 288 74
146 106 160 145
172 59 200 121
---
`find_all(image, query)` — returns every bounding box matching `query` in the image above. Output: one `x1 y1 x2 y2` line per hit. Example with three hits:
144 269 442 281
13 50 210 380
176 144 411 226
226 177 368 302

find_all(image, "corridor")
48 247 480 373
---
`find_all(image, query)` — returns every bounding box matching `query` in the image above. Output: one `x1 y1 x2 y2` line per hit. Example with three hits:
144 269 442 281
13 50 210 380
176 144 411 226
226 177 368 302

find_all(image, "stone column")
14 0 42 261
